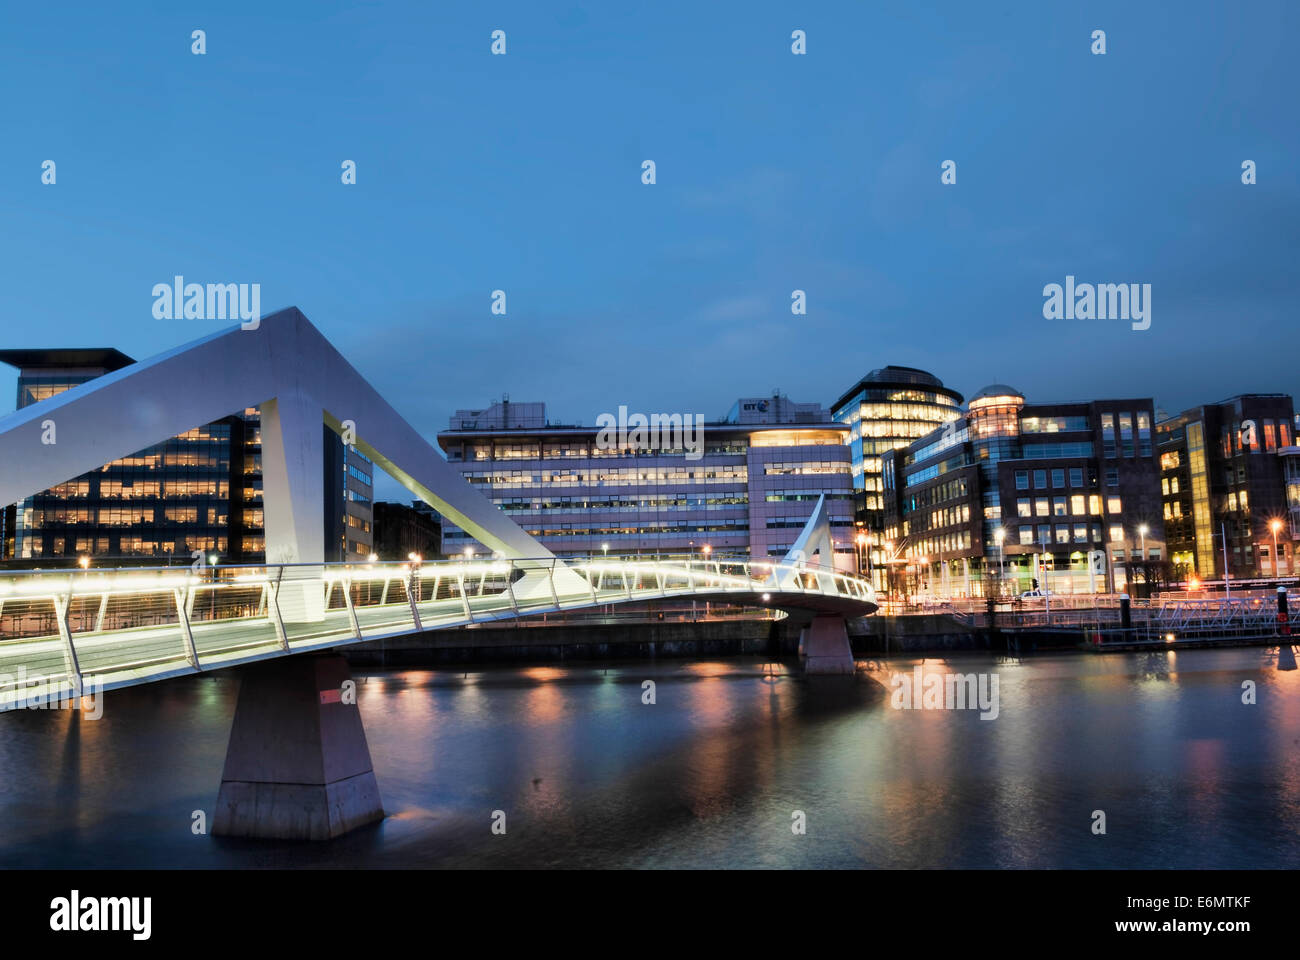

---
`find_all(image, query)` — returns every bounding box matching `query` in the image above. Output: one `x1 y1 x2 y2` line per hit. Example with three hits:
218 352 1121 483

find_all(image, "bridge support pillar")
801 614 856 675
214 654 384 840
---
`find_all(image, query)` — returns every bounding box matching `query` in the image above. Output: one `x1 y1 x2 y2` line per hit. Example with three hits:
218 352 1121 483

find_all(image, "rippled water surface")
2 647 1298 868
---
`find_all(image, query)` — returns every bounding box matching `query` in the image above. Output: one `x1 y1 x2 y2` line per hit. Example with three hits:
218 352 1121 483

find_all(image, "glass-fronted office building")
0 348 371 565
830 366 963 588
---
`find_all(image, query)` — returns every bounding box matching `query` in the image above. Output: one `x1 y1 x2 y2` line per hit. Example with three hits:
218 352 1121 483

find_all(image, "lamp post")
1138 523 1149 598
207 553 220 617
994 527 1006 598
883 540 893 605
855 532 868 578
1271 518 1283 577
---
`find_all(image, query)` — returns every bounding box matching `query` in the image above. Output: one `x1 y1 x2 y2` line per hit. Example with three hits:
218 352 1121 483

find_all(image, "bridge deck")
0 557 876 709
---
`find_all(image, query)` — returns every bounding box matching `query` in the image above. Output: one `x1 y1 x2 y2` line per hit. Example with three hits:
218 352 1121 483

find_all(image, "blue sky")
2 1 1297 500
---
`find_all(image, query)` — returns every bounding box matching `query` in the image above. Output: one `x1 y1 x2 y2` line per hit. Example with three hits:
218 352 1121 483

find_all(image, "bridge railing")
0 556 875 709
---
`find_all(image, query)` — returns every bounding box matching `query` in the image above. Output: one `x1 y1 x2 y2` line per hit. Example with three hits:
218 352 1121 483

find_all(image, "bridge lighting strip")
0 572 199 598
0 560 872 602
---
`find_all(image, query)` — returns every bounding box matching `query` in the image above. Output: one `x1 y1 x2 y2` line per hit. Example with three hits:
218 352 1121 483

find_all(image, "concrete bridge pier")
213 653 384 840
800 614 856 675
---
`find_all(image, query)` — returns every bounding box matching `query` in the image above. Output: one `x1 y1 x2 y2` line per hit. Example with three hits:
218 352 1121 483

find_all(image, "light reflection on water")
1 648 1298 868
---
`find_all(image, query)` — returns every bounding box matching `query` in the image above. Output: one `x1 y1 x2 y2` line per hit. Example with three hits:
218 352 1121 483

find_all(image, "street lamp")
702 543 712 559
1138 524 1149 596
855 532 868 578
1270 518 1283 576
77 556 90 570
994 527 1006 597
602 542 609 559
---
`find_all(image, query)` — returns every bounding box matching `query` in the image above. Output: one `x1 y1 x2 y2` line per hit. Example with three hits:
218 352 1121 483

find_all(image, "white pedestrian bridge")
0 308 874 837
0 554 875 711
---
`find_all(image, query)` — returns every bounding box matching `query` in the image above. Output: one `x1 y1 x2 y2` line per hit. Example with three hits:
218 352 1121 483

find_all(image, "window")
1069 467 1084 487
1017 499 1032 518
1037 524 1051 544
1052 469 1065 488
1023 441 1095 459
1107 496 1122 514
1034 470 1047 489
1074 524 1088 543
1055 525 1070 544
1035 498 1050 517
1071 494 1086 515
1053 497 1068 516
1119 413 1134 457
1015 470 1029 490
1101 413 1116 458
1138 411 1152 457
1109 525 1124 543
1019 528 1035 545
1105 468 1119 487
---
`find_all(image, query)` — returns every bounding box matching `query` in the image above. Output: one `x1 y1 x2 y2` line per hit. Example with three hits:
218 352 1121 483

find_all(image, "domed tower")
967 384 1025 442
965 385 1027 566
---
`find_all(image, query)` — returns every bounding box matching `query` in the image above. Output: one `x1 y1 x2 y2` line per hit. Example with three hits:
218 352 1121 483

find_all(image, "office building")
436 394 857 569
0 348 370 565
1157 394 1296 581
372 501 442 562
831 366 963 588
881 385 1165 596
